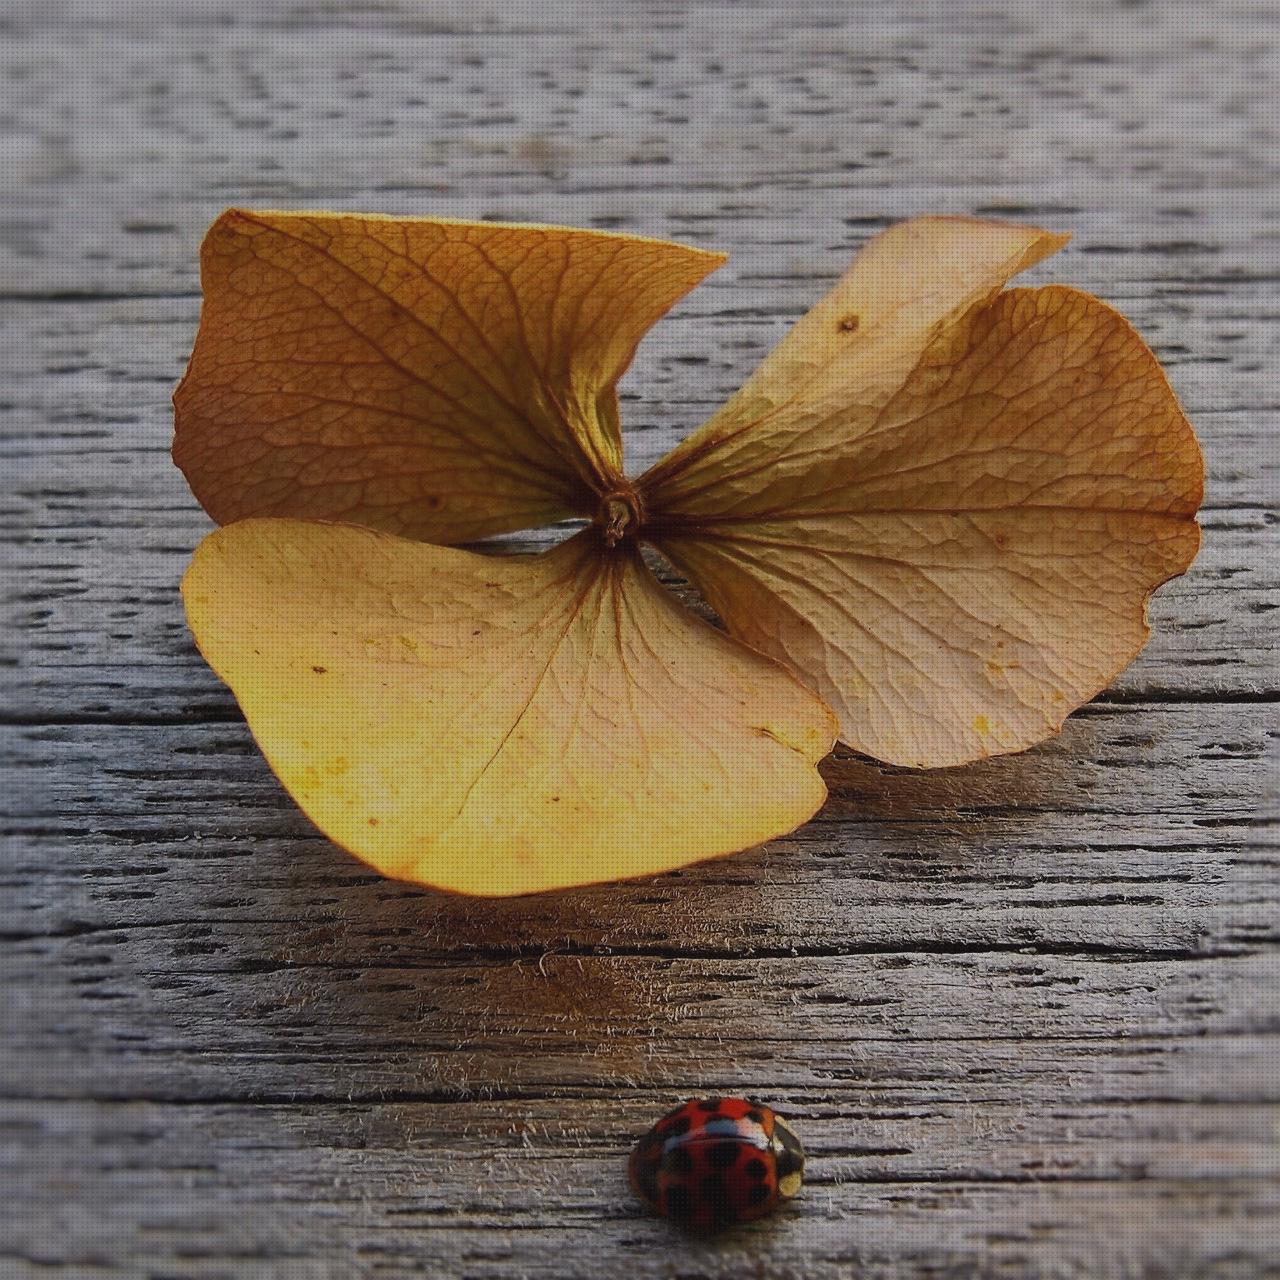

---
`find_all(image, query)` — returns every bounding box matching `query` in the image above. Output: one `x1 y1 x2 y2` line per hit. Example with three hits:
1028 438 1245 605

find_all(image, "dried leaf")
642 257 1203 766
174 210 724 543
182 519 836 896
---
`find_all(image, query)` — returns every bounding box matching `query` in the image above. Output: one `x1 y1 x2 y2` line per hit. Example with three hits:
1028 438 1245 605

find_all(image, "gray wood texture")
2 1 1277 1276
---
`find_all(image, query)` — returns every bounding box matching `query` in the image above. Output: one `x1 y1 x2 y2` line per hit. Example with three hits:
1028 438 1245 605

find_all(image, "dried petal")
642 221 1203 767
174 211 724 543
182 519 836 895
642 215 1070 513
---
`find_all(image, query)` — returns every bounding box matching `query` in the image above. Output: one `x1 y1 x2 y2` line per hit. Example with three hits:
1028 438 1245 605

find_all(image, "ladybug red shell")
628 1098 805 1231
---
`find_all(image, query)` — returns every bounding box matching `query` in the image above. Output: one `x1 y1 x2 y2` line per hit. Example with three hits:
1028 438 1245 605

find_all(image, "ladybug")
628 1098 805 1231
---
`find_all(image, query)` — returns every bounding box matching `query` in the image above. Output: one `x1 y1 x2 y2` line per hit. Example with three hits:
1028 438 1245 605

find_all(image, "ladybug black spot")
667 1146 694 1175
666 1114 692 1137
665 1185 693 1221
745 1157 768 1181
748 1182 771 1206
697 1099 723 1113
701 1175 732 1221
747 1109 765 1125
707 1142 740 1170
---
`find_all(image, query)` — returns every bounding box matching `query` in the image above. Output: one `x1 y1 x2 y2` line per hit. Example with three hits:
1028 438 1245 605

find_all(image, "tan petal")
181 520 836 895
642 214 1069 511
174 211 724 543
643 269 1203 767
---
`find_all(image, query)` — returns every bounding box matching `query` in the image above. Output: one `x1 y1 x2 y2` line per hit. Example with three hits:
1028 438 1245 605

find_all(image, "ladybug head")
771 1115 805 1200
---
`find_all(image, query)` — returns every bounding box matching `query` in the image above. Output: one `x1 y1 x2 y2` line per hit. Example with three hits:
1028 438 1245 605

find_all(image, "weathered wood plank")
4 707 1275 1108
7 938 1280 1098
3 0 1278 1277
6 520 1276 720
3 295 1276 716
2 1091 1278 1280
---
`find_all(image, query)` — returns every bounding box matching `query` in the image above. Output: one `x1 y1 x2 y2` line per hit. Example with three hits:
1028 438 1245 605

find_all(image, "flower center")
595 486 644 546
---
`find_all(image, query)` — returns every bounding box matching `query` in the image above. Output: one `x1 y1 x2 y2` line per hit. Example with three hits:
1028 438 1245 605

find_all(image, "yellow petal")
174 211 724 544
181 520 836 895
643 271 1204 767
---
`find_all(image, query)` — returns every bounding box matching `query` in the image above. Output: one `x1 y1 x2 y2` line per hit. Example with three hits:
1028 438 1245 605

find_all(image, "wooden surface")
2 1 1278 1276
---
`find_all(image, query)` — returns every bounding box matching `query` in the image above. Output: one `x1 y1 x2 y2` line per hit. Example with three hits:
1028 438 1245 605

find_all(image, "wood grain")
2 0 1277 1276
